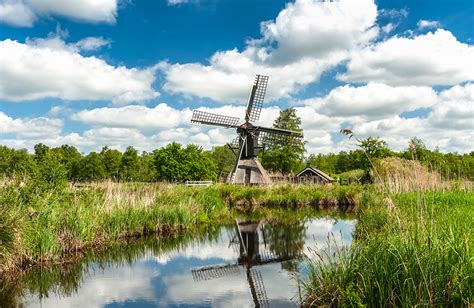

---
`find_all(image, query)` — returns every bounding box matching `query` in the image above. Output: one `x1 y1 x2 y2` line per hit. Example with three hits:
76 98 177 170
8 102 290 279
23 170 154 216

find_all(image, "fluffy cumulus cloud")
339 29 474 86
0 111 63 138
0 37 159 104
0 0 117 27
161 0 378 102
344 83 474 152
310 83 438 118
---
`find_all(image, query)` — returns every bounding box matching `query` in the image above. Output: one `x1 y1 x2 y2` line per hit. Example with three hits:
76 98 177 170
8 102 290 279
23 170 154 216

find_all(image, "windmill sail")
245 75 269 123
191 110 240 128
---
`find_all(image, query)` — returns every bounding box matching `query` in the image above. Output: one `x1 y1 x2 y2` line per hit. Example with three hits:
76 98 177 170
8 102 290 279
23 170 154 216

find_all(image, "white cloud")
417 19 441 30
0 38 159 104
74 37 112 51
0 111 63 138
0 0 117 27
72 104 191 130
0 0 36 27
428 83 474 130
339 29 474 86
381 23 396 34
161 0 378 102
309 83 438 118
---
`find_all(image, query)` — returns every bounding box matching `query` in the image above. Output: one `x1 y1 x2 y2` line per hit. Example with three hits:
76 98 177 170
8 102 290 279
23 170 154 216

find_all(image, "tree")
35 151 67 189
136 151 156 182
54 145 82 180
210 146 235 182
154 143 217 182
120 146 139 181
0 146 37 177
77 152 106 181
357 137 392 171
262 108 306 174
34 143 50 162
100 146 122 180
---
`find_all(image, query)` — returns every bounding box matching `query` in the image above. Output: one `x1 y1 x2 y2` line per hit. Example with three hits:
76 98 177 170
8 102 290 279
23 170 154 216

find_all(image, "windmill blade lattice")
257 130 303 148
191 110 240 128
246 75 269 123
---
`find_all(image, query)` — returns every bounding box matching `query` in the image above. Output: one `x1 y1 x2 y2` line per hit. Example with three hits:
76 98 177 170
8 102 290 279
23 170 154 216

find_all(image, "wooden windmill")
190 75 303 185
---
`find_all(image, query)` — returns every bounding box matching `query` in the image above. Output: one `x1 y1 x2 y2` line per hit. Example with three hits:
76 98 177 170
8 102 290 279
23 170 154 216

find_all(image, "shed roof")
296 165 334 182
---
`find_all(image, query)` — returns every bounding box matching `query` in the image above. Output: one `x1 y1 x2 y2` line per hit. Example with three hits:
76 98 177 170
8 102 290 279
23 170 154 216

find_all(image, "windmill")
190 75 303 185
191 219 303 307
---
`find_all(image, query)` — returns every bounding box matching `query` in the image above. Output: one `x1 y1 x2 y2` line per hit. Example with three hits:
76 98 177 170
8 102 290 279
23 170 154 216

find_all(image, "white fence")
185 180 213 187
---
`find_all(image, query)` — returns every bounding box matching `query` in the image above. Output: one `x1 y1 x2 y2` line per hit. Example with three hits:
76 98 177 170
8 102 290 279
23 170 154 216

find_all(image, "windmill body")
191 75 303 185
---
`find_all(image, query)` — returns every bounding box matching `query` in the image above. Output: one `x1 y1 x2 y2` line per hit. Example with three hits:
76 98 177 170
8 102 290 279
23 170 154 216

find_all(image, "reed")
373 157 472 193
301 190 473 306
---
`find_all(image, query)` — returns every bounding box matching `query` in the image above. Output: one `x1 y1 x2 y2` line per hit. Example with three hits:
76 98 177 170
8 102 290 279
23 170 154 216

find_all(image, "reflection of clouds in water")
304 218 356 254
151 230 238 265
23 263 158 308
21 218 356 308
161 267 252 307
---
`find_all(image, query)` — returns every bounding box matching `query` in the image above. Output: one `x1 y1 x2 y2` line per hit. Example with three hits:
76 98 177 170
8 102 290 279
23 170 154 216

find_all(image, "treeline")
308 137 474 180
0 137 472 184
0 143 217 185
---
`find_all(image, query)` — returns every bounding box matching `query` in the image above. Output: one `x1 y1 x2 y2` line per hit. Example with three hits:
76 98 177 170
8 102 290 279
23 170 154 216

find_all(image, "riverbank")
301 189 474 306
0 180 361 274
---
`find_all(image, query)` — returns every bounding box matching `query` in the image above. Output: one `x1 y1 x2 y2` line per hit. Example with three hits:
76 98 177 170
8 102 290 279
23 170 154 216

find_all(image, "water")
11 216 355 308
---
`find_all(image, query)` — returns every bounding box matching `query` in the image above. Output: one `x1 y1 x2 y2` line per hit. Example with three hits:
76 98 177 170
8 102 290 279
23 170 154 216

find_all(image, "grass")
0 180 362 274
301 189 474 306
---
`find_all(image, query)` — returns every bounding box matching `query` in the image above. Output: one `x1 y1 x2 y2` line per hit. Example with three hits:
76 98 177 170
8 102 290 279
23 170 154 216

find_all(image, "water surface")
15 216 355 307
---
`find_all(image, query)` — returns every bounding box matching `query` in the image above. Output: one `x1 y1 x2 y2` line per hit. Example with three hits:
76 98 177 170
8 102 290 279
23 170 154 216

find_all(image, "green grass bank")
301 189 474 306
0 180 361 273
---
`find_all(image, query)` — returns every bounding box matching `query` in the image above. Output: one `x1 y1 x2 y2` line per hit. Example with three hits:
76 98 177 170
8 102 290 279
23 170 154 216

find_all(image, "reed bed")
373 157 473 193
0 180 361 274
301 190 473 306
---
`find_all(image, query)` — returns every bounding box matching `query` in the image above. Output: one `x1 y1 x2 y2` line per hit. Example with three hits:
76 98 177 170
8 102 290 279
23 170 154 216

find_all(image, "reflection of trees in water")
263 218 307 260
0 227 221 308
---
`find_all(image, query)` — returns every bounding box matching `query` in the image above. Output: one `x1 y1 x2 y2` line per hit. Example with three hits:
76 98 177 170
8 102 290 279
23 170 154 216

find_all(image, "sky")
0 0 473 155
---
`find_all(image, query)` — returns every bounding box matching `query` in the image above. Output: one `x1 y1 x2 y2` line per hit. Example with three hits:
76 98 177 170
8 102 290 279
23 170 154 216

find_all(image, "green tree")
0 146 37 177
35 151 67 189
100 146 122 180
262 108 306 174
210 145 235 182
77 152 106 181
54 145 82 180
120 146 139 181
136 151 156 182
358 137 392 171
34 143 50 162
154 143 217 182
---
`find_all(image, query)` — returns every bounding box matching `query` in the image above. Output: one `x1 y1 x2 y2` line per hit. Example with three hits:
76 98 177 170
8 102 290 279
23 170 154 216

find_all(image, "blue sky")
0 0 473 154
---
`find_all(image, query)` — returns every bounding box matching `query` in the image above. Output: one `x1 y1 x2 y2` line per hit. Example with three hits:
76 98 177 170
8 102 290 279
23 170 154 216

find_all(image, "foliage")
154 142 217 182
34 151 68 189
262 108 306 174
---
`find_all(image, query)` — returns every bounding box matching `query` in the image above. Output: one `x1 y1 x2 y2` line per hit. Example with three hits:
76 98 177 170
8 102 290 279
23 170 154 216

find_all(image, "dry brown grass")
373 157 472 193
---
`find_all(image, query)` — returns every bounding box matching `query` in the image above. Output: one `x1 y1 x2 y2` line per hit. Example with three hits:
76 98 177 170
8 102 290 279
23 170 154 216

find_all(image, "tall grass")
0 180 361 274
373 157 472 193
301 190 473 306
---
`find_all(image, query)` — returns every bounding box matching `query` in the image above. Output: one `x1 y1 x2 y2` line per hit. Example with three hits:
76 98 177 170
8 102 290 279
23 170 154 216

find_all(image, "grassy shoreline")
0 180 361 274
301 189 473 306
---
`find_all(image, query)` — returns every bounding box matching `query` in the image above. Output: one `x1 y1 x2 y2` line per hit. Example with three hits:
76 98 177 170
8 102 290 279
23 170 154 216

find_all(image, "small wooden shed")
296 163 334 184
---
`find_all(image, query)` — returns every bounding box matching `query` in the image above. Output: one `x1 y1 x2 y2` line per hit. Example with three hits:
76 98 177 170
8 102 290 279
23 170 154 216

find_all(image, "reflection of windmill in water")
191 220 303 307
190 75 303 185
